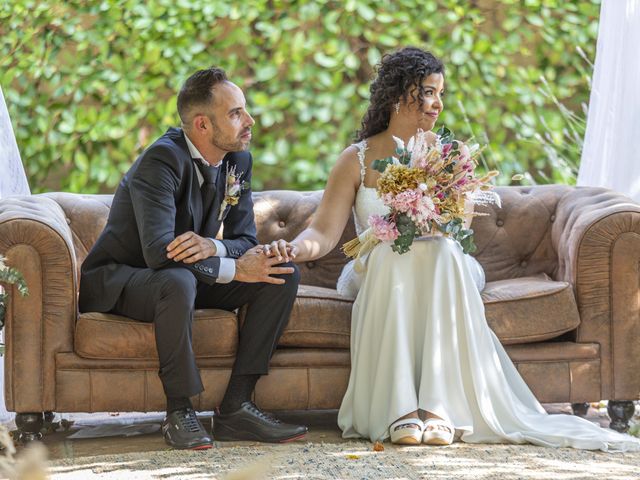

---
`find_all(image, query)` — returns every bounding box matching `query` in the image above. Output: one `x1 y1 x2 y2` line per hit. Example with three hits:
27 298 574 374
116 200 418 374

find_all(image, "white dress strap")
355 140 368 185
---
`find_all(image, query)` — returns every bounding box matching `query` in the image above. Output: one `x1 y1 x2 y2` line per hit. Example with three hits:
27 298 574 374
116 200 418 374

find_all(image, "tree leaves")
0 0 600 193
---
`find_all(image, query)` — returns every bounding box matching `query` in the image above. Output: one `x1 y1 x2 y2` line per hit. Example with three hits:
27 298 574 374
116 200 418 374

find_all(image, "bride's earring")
394 102 400 114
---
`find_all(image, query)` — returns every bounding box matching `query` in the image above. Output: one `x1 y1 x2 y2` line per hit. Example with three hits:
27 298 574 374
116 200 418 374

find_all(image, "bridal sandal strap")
422 418 454 446
390 418 424 445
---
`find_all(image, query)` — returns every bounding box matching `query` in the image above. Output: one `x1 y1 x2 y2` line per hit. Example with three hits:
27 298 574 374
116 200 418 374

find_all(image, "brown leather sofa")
1 185 639 440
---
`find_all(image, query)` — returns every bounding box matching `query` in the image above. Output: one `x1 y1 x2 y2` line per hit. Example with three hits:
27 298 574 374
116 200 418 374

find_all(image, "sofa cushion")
278 284 353 349
75 310 238 360
75 277 580 359
481 275 581 344
276 277 580 349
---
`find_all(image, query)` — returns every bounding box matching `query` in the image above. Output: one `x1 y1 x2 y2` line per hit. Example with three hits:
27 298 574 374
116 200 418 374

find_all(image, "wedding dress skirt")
336 236 640 452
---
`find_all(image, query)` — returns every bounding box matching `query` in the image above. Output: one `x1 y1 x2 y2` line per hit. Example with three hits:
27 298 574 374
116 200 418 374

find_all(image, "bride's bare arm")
290 146 361 262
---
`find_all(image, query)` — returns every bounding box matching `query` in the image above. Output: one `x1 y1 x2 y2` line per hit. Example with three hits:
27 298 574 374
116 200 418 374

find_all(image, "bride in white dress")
263 47 640 452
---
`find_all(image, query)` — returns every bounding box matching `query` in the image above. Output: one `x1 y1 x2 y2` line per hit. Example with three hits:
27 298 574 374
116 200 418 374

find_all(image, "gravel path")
48 440 640 479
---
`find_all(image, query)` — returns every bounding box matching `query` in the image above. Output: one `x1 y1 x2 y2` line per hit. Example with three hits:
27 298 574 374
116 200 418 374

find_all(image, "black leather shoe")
162 408 213 450
212 401 308 443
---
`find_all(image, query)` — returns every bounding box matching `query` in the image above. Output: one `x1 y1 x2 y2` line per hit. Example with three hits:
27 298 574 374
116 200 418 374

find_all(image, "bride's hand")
261 239 298 262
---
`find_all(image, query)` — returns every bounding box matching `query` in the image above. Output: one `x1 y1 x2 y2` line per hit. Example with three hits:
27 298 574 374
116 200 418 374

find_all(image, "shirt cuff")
210 239 228 257
216 258 236 284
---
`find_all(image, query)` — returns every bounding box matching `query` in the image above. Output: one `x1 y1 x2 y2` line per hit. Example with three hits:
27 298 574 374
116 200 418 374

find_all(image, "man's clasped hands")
165 231 298 285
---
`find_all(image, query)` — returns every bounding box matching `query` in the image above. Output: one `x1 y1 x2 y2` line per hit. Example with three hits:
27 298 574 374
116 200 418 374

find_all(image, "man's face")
206 81 255 153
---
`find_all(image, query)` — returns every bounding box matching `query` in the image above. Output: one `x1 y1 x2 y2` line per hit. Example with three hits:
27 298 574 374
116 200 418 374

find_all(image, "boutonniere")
218 164 246 220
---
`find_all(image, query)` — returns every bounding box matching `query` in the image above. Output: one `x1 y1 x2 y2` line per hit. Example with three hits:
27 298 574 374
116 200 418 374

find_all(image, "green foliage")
0 255 29 331
392 214 417 255
0 0 600 192
438 218 477 255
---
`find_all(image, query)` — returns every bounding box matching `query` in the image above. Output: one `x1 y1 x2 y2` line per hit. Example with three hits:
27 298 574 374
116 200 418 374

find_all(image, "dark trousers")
111 263 300 398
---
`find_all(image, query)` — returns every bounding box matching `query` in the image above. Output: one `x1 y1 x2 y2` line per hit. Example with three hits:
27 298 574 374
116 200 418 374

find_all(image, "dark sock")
167 396 193 414
220 374 260 413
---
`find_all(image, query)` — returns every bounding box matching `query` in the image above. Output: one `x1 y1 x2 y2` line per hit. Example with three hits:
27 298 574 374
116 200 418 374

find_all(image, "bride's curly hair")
356 47 445 141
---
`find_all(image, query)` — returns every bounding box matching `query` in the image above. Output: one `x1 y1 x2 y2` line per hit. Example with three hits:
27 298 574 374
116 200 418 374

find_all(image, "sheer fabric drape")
0 85 30 423
578 0 640 201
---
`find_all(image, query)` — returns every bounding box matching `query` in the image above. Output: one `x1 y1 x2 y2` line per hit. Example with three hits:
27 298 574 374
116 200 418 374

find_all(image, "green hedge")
1 0 600 193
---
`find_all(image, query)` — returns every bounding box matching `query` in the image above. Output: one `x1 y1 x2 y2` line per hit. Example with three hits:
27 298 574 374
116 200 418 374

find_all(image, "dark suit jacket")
78 127 258 313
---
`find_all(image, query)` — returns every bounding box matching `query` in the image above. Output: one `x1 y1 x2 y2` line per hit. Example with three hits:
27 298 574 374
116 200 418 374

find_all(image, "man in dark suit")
79 68 306 449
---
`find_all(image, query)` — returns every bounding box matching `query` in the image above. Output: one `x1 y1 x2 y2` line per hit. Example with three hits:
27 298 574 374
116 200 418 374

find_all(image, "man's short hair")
177 67 228 125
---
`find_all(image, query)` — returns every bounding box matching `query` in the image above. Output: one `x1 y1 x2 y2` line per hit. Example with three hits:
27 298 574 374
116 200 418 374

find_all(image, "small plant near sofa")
0 255 28 355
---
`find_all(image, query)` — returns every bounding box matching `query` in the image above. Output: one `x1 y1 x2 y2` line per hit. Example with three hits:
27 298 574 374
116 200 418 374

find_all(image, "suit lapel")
170 128 204 234
169 127 232 238
189 166 203 234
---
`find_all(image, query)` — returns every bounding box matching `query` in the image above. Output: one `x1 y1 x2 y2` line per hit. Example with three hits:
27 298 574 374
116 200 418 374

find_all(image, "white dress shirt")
184 133 236 283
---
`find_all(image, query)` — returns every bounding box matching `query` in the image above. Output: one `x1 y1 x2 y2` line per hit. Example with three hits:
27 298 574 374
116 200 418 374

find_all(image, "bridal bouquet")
343 127 500 259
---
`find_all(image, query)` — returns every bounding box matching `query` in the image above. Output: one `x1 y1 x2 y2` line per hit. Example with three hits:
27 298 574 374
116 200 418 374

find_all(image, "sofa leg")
15 412 44 443
607 400 635 433
571 402 590 417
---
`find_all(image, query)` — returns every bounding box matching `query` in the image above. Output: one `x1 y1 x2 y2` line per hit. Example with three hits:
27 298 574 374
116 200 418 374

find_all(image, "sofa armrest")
0 195 77 412
553 187 640 400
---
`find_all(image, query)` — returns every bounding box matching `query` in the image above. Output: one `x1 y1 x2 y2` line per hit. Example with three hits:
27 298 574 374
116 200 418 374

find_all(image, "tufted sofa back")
42 190 357 289
472 185 566 283
42 185 581 289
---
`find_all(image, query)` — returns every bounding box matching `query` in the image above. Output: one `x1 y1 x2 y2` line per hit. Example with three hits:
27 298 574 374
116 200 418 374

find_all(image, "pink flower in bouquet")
369 215 399 242
442 143 453 157
390 189 422 214
420 195 437 214
416 196 439 220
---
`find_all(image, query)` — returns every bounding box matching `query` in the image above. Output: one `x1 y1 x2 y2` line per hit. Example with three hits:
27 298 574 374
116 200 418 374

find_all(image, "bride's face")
404 73 445 131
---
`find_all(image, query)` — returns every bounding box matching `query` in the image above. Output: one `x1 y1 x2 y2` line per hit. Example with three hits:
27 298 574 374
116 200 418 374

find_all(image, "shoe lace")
180 409 202 433
247 402 281 424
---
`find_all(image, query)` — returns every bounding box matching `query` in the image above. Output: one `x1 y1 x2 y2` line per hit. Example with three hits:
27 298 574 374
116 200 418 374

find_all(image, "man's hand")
260 239 299 262
167 232 216 264
234 246 295 284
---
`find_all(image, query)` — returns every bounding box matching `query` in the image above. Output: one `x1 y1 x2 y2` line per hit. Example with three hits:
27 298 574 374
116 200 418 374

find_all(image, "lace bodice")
353 140 389 236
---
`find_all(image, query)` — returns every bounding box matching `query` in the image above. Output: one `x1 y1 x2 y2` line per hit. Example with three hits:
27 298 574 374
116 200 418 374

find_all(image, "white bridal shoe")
389 417 424 445
422 418 455 445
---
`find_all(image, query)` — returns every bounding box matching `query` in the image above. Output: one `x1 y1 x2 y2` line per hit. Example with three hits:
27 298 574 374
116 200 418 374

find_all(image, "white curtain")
0 85 30 424
0 87 30 198
578 0 640 201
